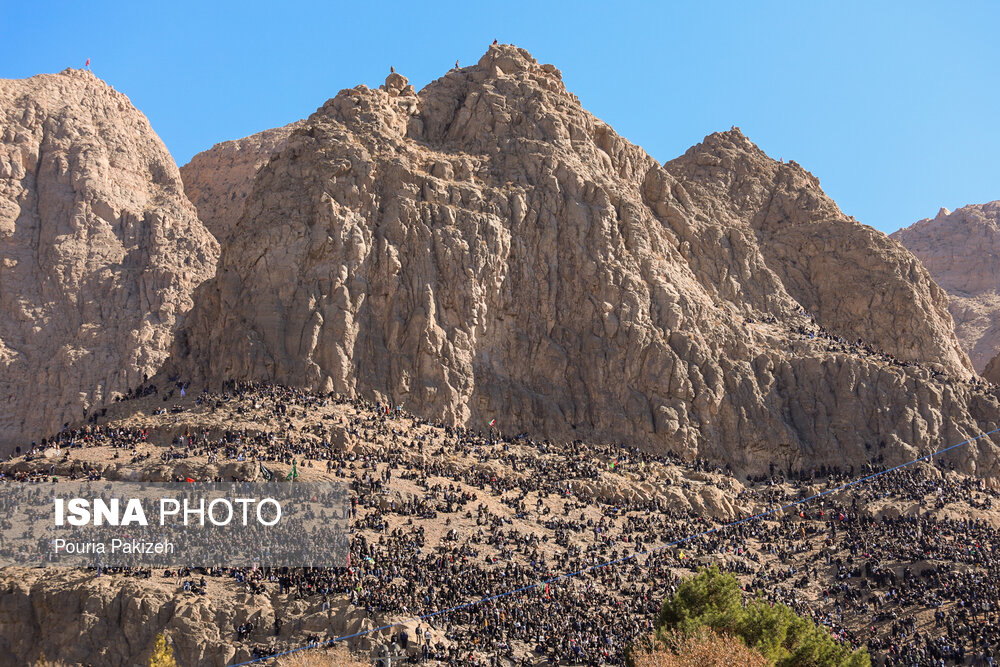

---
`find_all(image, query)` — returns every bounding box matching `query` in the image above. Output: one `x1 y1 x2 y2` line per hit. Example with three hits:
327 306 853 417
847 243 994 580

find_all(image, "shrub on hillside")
276 647 368 666
631 628 768 666
653 566 870 667
149 633 178 667
32 653 71 667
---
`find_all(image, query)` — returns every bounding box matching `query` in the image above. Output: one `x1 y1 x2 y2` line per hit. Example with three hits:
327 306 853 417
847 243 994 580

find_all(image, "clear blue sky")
4 1 997 233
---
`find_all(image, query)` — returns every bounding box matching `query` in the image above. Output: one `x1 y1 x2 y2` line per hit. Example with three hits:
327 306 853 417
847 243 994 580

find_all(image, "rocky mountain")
892 202 1000 373
164 45 999 475
666 133 970 375
0 69 218 451
180 121 304 242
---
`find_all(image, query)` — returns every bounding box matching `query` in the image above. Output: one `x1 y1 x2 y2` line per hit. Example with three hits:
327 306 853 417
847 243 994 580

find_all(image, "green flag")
285 459 299 481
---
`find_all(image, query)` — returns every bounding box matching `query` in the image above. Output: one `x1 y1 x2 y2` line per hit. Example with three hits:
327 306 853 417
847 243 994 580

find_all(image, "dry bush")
32 654 72 667
149 633 179 667
632 629 767 667
276 646 368 666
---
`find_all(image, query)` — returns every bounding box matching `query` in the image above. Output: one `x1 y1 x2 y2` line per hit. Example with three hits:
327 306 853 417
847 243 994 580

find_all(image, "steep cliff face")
892 202 1000 373
180 121 304 241
164 46 998 474
0 69 218 450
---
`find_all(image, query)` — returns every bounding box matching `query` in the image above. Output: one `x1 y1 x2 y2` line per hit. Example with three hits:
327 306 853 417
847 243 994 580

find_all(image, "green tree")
657 565 744 635
149 633 178 667
654 566 870 667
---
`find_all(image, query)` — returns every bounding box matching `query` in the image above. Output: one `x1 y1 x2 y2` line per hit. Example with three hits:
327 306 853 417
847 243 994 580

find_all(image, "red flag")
85 58 90 68
185 477 195 483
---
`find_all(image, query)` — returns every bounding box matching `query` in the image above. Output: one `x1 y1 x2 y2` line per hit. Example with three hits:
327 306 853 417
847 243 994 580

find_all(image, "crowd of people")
738 307 996 399
3 380 1000 665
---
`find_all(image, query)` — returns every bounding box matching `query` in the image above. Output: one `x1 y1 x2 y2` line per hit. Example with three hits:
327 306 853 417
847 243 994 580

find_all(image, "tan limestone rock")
162 45 998 474
892 202 1000 372
179 121 304 242
0 69 218 452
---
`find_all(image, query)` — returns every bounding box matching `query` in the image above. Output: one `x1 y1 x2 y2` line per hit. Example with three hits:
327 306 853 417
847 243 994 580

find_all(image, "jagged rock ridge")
666 133 970 375
0 69 218 450
165 45 998 475
892 202 1000 373
180 121 304 242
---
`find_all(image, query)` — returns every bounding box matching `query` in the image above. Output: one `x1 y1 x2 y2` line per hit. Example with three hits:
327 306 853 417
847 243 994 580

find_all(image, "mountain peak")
475 42 542 74
57 66 98 79
162 47 986 475
0 70 218 450
704 126 756 149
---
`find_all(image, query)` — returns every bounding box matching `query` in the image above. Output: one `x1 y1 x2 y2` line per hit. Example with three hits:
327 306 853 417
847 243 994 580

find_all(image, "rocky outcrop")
892 202 1000 373
0 567 371 666
984 352 1000 384
666 131 971 377
0 69 218 452
164 45 998 475
180 121 304 242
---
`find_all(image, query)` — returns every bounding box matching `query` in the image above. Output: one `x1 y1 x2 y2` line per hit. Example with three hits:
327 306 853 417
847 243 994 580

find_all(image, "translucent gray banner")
0 482 350 568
